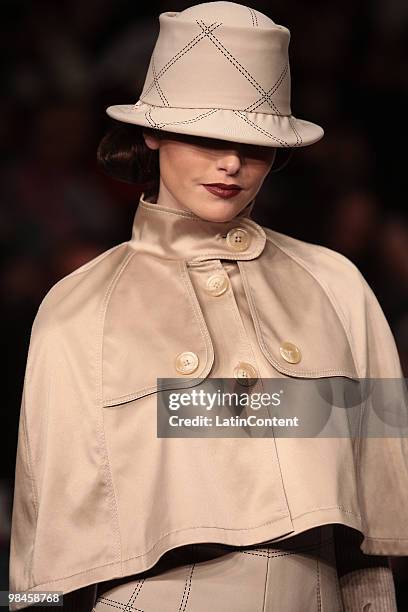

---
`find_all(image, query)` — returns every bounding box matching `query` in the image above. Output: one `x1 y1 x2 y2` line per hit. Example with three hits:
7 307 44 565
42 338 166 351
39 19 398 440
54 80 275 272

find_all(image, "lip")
204 183 242 189
202 184 242 199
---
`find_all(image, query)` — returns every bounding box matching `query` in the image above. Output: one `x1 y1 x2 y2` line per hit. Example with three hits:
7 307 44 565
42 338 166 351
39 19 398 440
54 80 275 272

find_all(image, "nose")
216 148 244 174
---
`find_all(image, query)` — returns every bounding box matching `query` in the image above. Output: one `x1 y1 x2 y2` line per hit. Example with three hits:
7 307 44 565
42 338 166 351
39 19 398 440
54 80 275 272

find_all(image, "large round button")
279 342 301 364
226 227 251 252
175 351 199 374
233 362 258 386
205 274 230 296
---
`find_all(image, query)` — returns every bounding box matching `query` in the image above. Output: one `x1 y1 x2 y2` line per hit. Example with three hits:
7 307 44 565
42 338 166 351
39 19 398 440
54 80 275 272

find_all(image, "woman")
9 2 408 611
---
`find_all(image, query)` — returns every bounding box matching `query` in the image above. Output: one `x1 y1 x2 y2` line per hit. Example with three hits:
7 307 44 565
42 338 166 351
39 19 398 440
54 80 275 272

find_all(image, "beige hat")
106 1 324 148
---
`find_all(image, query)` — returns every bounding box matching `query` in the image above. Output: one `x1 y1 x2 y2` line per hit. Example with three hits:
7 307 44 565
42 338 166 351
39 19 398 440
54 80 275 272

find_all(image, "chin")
197 200 241 220
200 209 238 223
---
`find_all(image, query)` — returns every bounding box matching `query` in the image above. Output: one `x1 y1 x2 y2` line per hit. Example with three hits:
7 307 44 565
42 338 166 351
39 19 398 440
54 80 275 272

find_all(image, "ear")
142 129 161 151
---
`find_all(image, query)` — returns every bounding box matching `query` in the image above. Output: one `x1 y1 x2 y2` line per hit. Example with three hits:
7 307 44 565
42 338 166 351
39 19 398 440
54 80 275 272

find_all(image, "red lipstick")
203 183 242 199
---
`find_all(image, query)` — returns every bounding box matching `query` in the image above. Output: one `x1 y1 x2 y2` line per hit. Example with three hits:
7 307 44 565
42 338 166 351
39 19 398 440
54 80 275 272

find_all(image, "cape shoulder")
29 241 131 333
263 225 366 309
262 226 402 378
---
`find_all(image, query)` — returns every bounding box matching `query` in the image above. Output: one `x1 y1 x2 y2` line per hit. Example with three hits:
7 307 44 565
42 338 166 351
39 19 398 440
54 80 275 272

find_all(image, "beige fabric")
9 192 408 610
106 2 324 147
93 525 342 611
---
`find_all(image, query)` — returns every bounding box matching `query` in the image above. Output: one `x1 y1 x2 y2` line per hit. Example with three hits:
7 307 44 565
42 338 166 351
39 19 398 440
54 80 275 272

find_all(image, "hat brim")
106 101 324 148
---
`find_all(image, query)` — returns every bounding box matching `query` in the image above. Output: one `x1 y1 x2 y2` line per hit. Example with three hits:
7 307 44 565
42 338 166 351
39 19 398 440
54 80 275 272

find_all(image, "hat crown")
140 2 292 116
175 1 277 29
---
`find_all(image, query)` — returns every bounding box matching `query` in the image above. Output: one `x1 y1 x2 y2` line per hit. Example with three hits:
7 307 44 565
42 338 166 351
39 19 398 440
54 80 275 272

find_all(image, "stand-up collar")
129 192 266 262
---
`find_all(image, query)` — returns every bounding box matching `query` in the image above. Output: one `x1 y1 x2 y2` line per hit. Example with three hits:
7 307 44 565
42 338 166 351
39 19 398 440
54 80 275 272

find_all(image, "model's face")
143 130 277 222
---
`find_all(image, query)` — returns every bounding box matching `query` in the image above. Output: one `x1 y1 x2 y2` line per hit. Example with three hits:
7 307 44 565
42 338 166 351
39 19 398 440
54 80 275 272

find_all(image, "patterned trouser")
93 525 343 611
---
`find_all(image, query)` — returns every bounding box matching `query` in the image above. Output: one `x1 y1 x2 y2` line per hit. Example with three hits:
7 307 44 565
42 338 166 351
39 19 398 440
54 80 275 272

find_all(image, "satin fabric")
9 191 408 610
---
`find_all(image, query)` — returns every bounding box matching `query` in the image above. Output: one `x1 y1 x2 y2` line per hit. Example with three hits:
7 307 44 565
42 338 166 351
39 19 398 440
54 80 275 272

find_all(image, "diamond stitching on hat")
152 54 169 107
288 115 302 146
145 105 219 130
195 19 283 115
142 22 223 100
248 8 259 27
245 63 288 112
144 19 287 117
233 110 290 146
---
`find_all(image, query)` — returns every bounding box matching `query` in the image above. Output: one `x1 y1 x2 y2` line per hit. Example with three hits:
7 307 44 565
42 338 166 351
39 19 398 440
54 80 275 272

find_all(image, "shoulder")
262 225 361 277
261 225 404 377
262 225 366 301
30 241 134 338
261 226 375 359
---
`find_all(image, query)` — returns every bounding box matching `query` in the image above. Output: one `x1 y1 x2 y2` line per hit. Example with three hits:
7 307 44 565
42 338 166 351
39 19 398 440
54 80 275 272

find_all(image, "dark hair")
96 122 161 198
96 121 293 198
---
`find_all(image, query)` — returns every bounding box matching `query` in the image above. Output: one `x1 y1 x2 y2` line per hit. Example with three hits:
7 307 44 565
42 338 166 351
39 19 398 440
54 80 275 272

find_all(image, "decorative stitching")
178 561 195 612
151 55 169 107
123 578 145 612
144 103 294 146
97 250 137 568
95 595 144 611
142 22 222 99
248 8 259 28
196 19 282 115
145 105 219 130
139 18 298 142
288 115 303 146
233 109 291 146
293 505 361 520
245 63 288 112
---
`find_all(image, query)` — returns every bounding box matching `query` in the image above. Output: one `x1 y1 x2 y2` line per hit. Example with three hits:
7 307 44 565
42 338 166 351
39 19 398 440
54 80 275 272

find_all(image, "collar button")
226 227 251 252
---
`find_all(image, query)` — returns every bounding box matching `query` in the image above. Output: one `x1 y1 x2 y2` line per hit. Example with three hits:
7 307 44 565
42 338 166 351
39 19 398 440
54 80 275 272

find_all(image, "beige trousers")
93 525 343 611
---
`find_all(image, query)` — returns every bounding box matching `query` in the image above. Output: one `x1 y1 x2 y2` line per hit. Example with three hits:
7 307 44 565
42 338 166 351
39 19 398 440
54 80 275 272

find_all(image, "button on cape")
9 191 408 610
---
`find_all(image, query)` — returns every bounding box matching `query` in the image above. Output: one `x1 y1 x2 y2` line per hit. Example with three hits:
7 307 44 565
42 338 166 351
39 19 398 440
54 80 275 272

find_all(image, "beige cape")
9 194 408 609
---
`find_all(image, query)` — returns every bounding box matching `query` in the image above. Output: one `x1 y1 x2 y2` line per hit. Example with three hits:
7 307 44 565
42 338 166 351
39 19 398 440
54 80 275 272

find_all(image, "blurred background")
1 0 407 606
